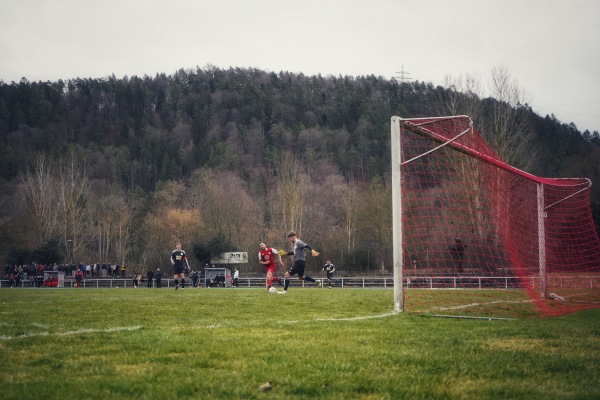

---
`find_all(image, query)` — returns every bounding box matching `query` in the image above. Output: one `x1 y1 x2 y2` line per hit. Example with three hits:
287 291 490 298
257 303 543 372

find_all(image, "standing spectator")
155 268 162 288
132 274 139 288
232 269 239 287
75 269 83 288
322 259 336 289
17 266 24 284
146 269 154 288
171 242 190 291
190 270 199 288
448 237 466 272
15 266 23 287
279 231 320 294
120 263 127 277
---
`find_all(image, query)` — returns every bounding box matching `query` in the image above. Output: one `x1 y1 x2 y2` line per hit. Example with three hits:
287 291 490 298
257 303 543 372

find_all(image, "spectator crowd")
3 263 232 289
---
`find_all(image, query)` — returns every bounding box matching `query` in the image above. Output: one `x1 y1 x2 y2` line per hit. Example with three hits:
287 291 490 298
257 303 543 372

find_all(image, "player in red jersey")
259 242 284 291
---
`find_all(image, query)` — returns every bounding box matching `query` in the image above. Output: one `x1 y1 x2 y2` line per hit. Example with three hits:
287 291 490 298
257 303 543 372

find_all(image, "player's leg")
180 273 185 289
283 270 292 291
266 269 273 291
297 260 319 286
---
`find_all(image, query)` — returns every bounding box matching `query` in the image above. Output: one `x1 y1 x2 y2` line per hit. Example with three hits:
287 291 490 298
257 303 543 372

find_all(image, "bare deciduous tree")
485 65 537 171
57 148 92 263
356 177 392 266
94 187 132 265
440 72 483 121
20 153 60 245
343 179 359 254
189 169 260 252
276 153 307 235
440 66 537 170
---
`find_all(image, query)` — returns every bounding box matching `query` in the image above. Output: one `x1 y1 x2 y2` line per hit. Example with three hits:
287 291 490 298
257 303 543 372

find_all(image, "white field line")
315 312 397 322
184 312 399 331
429 294 600 312
0 325 142 341
430 299 536 312
0 313 396 342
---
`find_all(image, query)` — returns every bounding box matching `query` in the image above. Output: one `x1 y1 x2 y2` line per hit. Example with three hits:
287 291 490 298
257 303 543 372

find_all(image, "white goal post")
391 116 403 313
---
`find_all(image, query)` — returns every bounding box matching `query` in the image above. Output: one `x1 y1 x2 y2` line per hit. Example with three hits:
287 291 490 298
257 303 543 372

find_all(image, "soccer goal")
391 115 600 318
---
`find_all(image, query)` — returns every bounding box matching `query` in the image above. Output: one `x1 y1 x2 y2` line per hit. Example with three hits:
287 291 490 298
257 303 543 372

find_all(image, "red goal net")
393 115 600 318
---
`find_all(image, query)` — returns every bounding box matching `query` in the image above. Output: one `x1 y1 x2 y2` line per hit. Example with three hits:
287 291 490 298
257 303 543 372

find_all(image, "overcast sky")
1 0 599 133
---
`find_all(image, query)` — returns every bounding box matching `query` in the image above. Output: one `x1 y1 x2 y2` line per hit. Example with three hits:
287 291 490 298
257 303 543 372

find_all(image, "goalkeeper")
277 231 320 293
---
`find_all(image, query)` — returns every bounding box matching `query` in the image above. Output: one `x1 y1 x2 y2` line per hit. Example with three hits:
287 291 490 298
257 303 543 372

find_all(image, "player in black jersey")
171 242 190 290
322 259 335 288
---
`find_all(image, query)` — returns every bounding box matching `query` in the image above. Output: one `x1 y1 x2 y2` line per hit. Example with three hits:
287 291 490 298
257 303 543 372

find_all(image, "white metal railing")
2 276 598 289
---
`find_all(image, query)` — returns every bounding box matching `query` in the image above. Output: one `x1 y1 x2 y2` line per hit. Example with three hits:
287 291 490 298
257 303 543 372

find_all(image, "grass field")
1 287 599 399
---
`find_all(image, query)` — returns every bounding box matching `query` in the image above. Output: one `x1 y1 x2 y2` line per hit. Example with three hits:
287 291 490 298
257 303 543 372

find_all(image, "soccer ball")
268 287 277 293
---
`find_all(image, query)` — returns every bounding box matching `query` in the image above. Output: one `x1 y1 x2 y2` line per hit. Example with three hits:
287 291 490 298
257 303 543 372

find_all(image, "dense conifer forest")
1 66 598 275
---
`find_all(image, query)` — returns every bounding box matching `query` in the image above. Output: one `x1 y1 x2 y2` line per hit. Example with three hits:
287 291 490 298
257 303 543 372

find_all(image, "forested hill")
1 67 598 188
0 66 599 270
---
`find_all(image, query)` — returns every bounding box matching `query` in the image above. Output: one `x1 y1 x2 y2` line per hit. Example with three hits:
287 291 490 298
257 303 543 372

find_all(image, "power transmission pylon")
394 66 413 83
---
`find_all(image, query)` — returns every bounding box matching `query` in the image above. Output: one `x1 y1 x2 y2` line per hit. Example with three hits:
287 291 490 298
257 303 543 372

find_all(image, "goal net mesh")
397 115 600 318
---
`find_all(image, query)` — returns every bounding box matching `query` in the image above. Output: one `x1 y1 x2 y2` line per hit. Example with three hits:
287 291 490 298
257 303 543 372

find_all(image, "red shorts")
265 265 277 275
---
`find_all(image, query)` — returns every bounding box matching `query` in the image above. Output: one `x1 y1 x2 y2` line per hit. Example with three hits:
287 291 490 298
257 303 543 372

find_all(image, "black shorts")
288 260 306 277
173 265 185 275
326 272 334 279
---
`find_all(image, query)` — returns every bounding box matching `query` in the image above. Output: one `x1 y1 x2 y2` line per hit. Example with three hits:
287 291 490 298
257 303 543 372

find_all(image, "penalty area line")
315 312 397 322
181 312 400 331
0 325 142 341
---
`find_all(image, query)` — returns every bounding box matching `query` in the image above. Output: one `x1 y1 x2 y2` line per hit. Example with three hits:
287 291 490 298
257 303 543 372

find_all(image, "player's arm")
330 264 335 273
170 251 175 265
273 249 284 267
258 253 267 265
300 243 320 256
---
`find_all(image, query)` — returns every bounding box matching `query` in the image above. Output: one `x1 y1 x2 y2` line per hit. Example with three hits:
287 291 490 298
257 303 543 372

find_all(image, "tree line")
0 66 598 275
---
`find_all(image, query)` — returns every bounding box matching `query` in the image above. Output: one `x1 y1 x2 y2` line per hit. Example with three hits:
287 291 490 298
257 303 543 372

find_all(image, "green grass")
1 287 599 399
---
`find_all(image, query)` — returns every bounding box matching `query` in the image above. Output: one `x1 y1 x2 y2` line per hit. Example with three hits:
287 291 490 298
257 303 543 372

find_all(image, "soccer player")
279 231 320 293
171 242 189 291
322 259 335 288
259 242 284 292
